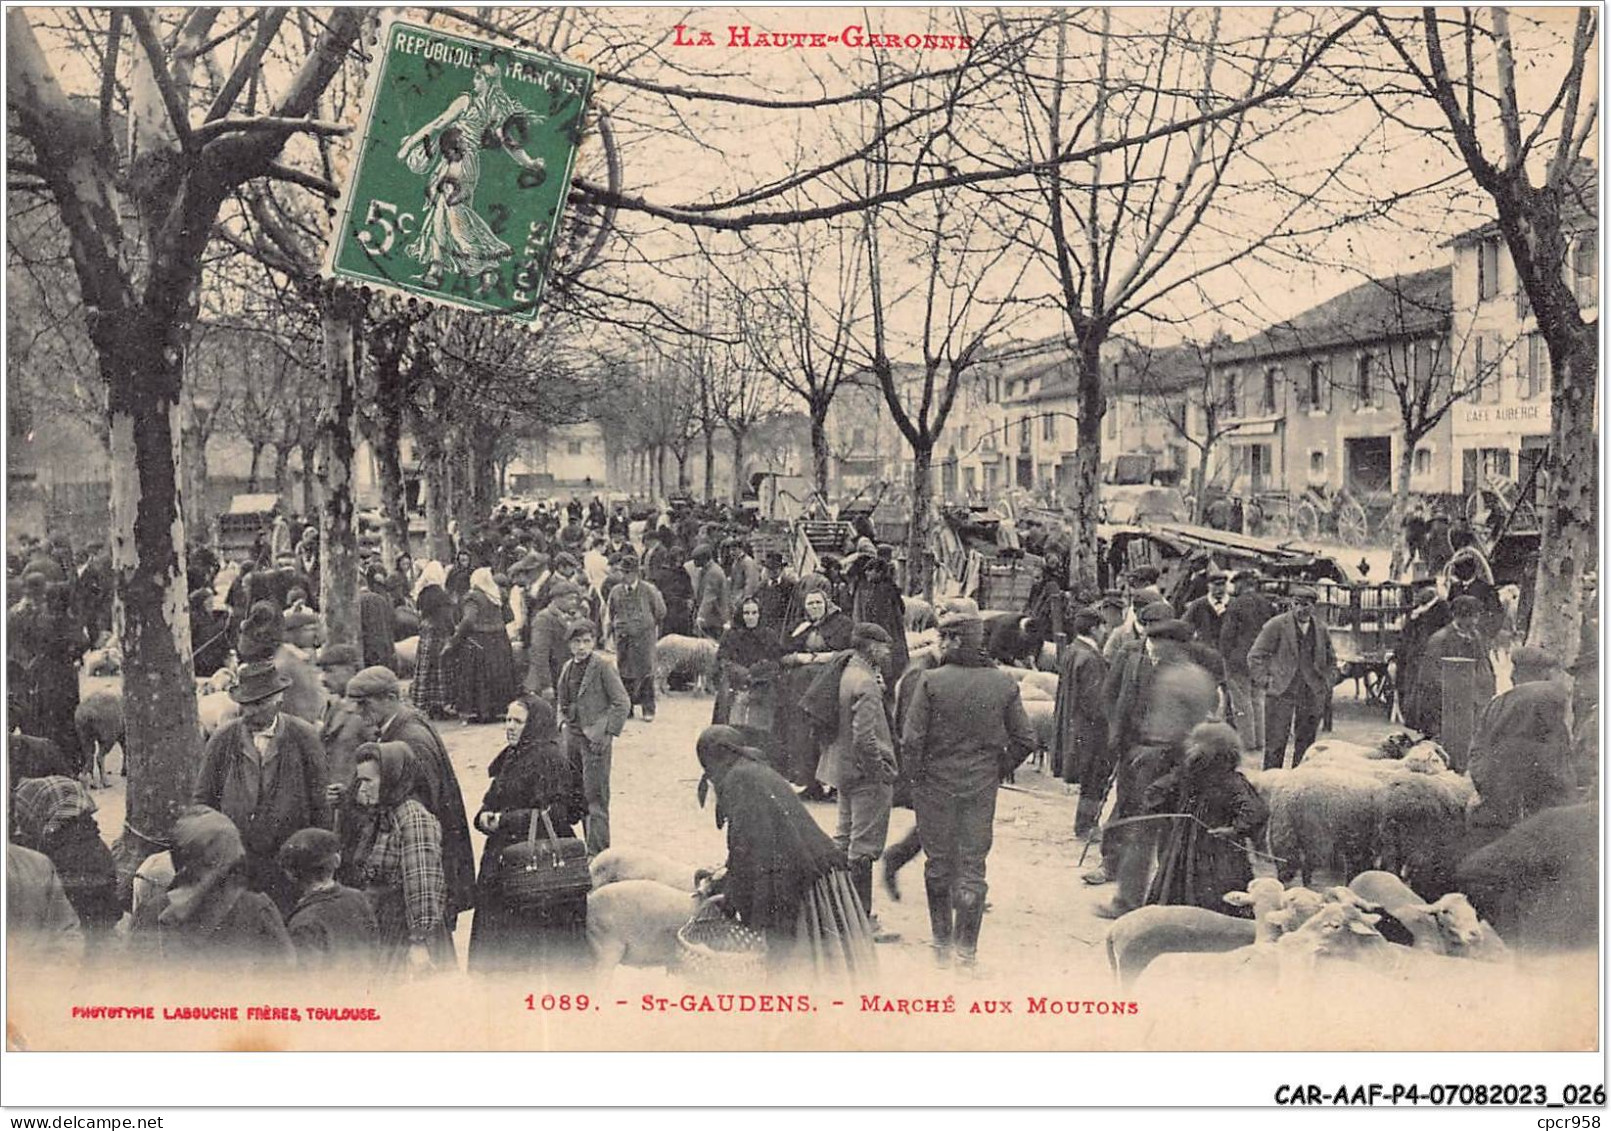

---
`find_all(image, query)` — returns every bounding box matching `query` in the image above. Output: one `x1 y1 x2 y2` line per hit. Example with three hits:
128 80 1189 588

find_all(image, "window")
1309 450 1326 478
1478 237 1502 301
959 425 970 449
565 440 583 455
1222 371 1240 417
1248 444 1273 491
963 466 977 496
1354 354 1375 409
1042 414 1056 443
1413 446 1434 477
1573 236 1597 307
1261 367 1279 415
851 426 867 450
1524 333 1547 400
1019 417 1031 448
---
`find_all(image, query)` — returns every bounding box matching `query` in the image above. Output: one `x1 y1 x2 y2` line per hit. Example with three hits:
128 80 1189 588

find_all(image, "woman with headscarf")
132 808 295 970
8 568 88 768
467 697 587 974
713 596 783 738
11 775 120 953
695 726 876 980
445 568 518 724
444 549 475 605
410 584 456 720
341 742 453 975
845 546 909 692
777 574 855 797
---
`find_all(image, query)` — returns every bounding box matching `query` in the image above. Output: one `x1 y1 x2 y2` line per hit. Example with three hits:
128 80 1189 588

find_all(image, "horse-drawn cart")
1310 579 1412 710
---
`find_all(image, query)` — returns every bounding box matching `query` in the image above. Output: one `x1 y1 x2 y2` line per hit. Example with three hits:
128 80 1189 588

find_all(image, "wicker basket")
675 901 769 984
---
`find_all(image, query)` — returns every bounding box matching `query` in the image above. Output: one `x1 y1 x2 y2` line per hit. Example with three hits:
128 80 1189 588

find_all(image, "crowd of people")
6 492 1598 982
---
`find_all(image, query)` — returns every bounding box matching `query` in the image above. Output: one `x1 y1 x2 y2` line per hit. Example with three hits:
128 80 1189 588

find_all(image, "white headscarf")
470 567 502 606
412 560 448 601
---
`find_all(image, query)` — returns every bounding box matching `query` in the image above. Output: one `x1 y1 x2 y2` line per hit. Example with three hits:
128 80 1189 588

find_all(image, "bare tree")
1371 6 1598 660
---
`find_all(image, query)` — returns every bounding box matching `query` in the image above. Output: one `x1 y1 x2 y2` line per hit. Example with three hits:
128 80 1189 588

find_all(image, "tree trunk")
181 422 209 538
1189 447 1209 525
99 309 201 886
810 402 831 499
1389 433 1419 579
1528 324 1598 664
420 432 452 561
247 442 264 492
907 441 935 598
317 291 361 653
299 440 318 517
273 445 293 508
655 445 666 500
373 359 410 563
703 424 715 502
675 447 690 492
730 424 748 502
1068 331 1107 590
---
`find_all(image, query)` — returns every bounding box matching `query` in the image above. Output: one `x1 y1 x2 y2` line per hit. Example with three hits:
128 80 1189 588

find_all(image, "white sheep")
585 880 701 973
904 597 935 632
196 690 241 741
83 644 123 677
1257 765 1384 888
1376 763 1475 894
905 629 939 658
589 847 698 892
1000 667 1059 700
1347 871 1508 961
1105 905 1257 989
394 636 418 679
654 634 718 692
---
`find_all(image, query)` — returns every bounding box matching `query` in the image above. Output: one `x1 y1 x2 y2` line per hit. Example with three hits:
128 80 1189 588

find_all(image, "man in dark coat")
1396 585 1450 728
901 599 1036 969
754 552 794 631
1219 569 1275 751
346 666 476 928
192 661 331 914
315 644 372 792
1447 554 1505 640
1182 571 1230 656
526 579 585 701
1467 647 1576 832
1247 586 1337 771
1407 595 1495 769
605 556 666 723
357 570 398 672
1051 607 1110 837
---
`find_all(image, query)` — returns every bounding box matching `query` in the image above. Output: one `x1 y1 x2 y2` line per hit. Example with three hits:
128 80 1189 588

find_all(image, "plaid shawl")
12 775 96 846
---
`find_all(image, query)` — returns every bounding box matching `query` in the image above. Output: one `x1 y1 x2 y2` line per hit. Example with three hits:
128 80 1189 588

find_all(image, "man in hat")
504 552 542 654
606 555 666 723
344 666 476 927
525 578 586 702
902 598 1037 968
556 622 631 855
1220 569 1275 750
1092 616 1221 917
755 551 794 632
1247 586 1337 771
1404 595 1495 766
816 622 900 941
1052 607 1110 837
315 644 372 794
1103 587 1166 661
192 660 331 914
1183 571 1231 657
686 543 729 640
1467 647 1576 832
1093 591 1127 650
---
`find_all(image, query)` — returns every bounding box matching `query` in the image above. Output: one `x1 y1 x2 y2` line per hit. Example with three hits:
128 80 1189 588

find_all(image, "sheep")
1456 804 1597 951
589 847 698 892
1347 871 1508 961
83 644 123 677
1105 905 1257 989
196 690 241 742
585 879 700 973
1021 698 1056 769
985 613 1047 668
904 597 935 632
1376 763 1475 897
1036 641 1059 672
394 636 419 679
905 629 939 658
654 634 718 693
73 692 124 788
1258 765 1384 888
198 666 238 696
1000 666 1059 700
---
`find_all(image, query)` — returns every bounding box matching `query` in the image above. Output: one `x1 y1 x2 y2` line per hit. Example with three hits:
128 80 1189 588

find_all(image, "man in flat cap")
344 665 476 927
556 621 630 855
606 555 666 723
1405 594 1495 767
1247 585 1337 771
315 643 372 794
192 660 330 914
525 578 587 703
1468 647 1576 832
1103 587 1167 662
815 623 900 940
1220 569 1275 751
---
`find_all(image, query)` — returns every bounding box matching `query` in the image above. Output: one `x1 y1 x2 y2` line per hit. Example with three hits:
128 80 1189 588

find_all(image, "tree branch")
205 7 287 123
129 8 196 153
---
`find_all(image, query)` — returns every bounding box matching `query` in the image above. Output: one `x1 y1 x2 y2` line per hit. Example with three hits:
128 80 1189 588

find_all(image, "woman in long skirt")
466 697 587 974
410 584 456 720
694 726 876 981
445 569 517 724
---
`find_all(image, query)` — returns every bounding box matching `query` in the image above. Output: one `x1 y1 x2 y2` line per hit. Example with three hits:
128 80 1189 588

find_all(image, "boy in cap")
1247 585 1337 770
278 827 377 973
556 622 630 855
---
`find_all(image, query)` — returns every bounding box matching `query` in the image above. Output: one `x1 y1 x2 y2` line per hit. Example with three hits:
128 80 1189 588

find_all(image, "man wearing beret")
192 660 331 914
817 623 900 939
345 666 477 926
525 578 587 702
902 599 1036 968
1247 586 1337 771
556 621 631 855
315 644 372 793
1404 594 1495 768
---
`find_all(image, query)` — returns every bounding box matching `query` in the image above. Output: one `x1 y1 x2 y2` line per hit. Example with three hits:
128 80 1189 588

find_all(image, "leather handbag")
497 809 591 911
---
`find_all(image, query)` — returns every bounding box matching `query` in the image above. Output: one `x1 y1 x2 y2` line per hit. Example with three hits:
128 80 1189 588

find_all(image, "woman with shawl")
410 583 457 720
777 575 855 796
712 596 782 737
444 549 476 605
341 742 453 975
445 568 518 723
845 545 909 691
8 568 88 768
695 726 876 980
1142 722 1268 914
467 697 586 974
12 775 120 953
132 808 295 971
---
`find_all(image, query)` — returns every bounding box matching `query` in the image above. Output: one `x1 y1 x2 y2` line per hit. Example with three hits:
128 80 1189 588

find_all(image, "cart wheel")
1338 498 1369 547
1465 490 1493 530
1361 666 1393 709
1263 507 1291 539
1294 499 1320 542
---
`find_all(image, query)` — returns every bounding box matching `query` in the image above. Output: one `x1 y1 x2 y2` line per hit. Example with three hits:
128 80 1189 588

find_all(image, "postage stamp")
322 19 595 321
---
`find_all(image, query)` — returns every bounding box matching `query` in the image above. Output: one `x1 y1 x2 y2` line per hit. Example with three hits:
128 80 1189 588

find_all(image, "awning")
1229 421 1279 437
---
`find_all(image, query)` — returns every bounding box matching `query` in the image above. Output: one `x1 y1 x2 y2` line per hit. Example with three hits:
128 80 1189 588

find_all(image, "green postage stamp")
323 20 596 322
